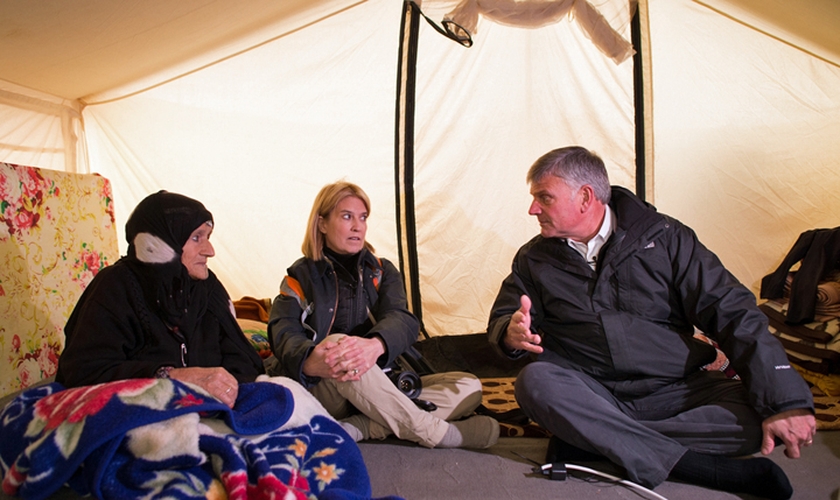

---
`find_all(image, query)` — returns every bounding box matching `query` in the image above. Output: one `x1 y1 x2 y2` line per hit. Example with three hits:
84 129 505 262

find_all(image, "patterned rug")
480 377 549 438
481 377 840 434
812 385 840 430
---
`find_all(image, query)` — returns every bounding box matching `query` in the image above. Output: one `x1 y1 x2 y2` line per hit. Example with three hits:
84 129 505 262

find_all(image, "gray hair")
526 146 611 204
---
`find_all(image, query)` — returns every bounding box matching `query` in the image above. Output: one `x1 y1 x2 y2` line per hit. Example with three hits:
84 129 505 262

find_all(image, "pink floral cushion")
0 163 118 398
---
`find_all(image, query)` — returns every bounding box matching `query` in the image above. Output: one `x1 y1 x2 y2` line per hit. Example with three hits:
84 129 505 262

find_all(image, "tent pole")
631 2 646 201
394 0 429 339
633 0 656 204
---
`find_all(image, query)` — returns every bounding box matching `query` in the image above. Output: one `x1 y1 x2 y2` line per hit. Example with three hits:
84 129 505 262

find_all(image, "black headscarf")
124 191 214 335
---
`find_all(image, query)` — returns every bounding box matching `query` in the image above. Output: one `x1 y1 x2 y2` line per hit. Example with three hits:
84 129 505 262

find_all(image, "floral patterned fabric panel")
0 163 118 398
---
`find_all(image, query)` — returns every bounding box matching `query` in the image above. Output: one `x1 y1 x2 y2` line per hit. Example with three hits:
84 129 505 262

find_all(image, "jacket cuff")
489 317 527 360
300 372 321 389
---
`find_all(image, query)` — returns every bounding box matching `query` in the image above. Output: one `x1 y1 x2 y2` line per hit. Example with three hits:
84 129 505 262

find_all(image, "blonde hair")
302 181 375 260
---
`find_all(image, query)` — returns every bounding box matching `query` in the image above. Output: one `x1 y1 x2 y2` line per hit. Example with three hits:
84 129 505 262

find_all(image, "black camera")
385 350 437 411
385 368 422 400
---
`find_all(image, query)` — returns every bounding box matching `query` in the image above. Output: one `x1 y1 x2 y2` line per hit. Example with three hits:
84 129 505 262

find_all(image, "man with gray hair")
488 146 814 499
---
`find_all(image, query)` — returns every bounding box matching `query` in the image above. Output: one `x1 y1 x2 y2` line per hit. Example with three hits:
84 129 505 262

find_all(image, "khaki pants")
311 335 482 447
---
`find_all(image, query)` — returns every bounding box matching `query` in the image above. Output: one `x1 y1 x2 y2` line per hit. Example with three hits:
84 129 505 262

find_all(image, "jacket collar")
600 186 670 266
609 186 656 233
311 248 380 278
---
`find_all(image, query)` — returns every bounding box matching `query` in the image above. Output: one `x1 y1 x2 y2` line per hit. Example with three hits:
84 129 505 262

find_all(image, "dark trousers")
515 357 764 488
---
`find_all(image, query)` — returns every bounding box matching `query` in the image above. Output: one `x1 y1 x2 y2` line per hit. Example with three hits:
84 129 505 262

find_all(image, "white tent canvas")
2 0 839 337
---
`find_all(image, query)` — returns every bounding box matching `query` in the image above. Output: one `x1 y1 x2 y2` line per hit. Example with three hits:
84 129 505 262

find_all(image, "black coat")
488 186 812 418
760 226 840 324
267 250 419 388
56 260 264 387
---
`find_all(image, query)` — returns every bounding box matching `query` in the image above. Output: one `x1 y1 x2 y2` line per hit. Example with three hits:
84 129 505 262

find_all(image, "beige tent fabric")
1 0 838 337
0 80 85 173
650 0 840 292
694 0 840 67
410 3 634 334
83 0 409 304
0 0 365 102
81 0 634 336
442 0 636 63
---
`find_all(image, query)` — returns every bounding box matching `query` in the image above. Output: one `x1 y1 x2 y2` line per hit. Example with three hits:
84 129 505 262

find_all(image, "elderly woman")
268 181 498 449
56 191 264 406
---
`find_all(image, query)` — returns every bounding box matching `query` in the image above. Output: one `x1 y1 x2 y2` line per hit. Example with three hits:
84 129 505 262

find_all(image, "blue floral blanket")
0 377 398 500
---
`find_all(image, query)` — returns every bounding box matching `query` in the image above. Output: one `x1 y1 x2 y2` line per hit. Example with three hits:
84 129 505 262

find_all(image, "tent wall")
409 2 634 335
648 0 840 292
2 0 838 338
0 81 85 173
84 0 635 336
85 0 405 308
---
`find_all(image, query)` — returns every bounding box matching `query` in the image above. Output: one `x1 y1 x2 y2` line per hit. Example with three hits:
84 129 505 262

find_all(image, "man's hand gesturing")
503 295 543 354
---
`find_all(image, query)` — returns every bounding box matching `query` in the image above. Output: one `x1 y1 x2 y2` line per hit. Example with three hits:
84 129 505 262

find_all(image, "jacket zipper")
361 266 376 325
327 268 339 335
169 325 188 367
323 258 369 335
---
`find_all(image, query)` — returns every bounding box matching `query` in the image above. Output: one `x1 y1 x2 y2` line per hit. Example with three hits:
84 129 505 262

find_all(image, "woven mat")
481 377 840 434
481 377 549 438
812 385 840 430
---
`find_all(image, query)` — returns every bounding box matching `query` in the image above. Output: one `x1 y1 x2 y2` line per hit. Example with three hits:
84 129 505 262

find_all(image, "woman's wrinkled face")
319 196 367 255
181 221 215 279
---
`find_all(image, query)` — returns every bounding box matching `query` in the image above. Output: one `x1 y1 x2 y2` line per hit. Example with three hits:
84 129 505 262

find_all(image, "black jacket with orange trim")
268 249 419 388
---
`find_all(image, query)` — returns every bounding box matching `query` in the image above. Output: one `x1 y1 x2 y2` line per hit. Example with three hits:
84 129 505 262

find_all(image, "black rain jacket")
488 186 812 418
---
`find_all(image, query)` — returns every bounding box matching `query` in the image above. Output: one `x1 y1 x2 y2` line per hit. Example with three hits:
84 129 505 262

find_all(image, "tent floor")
393 333 840 500
360 431 840 500
5 433 837 500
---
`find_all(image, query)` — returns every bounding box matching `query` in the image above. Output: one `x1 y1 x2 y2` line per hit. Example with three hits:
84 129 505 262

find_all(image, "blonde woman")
268 181 498 449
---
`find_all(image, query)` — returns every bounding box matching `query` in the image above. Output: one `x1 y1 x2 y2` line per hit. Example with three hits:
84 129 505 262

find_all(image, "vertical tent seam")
394 0 429 339
631 1 646 201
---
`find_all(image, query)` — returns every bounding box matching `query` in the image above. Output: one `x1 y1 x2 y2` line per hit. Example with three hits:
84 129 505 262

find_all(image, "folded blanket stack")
760 275 840 374
782 272 840 321
0 378 397 500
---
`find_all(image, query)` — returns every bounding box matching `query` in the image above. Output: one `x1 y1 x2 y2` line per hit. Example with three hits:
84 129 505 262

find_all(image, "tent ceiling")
2 0 838 104
698 0 840 66
0 0 361 101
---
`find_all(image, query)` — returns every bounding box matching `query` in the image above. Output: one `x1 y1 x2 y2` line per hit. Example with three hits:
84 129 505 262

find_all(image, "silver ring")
225 387 232 394
352 368 359 375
